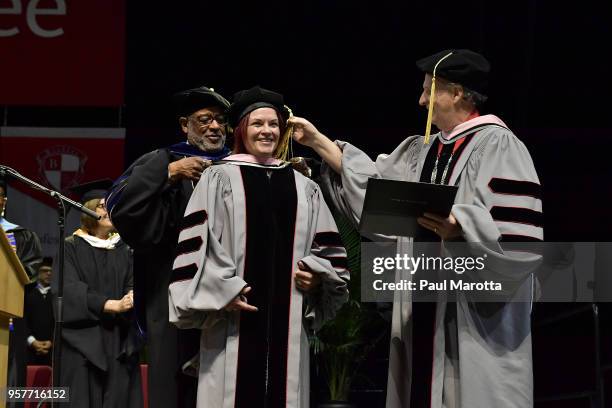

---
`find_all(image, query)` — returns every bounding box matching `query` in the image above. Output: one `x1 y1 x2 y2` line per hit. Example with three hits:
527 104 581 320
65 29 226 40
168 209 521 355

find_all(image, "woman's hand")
225 286 258 312
31 340 51 355
104 290 134 313
294 261 321 292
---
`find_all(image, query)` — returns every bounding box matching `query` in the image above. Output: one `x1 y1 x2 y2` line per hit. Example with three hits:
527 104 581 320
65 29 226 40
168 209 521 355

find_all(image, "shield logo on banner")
36 145 88 193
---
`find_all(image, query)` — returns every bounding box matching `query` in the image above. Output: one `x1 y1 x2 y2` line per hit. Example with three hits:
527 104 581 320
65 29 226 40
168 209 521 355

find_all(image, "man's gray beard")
193 136 224 153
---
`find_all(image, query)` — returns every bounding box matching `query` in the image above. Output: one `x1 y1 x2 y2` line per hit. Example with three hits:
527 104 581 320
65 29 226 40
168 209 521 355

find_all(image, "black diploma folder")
358 178 458 237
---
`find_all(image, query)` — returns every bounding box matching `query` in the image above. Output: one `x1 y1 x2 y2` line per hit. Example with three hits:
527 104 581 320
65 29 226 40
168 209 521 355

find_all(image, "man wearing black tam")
292 49 542 408
105 86 231 408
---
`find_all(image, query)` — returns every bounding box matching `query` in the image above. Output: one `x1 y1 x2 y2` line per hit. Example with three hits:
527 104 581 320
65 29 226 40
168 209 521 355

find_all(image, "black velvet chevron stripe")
500 241 544 256
180 209 208 231
491 206 543 227
176 236 203 256
170 263 198 283
488 178 542 199
313 231 344 247
500 234 543 242
320 255 349 270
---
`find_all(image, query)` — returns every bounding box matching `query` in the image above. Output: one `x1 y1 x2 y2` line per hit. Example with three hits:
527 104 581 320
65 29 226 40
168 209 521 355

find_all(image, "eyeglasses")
191 113 227 126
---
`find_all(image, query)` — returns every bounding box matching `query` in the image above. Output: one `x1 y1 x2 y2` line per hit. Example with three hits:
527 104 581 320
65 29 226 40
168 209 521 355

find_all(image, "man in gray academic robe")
290 49 543 408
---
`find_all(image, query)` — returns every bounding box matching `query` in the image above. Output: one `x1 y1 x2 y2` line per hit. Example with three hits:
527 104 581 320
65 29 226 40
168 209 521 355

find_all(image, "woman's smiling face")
243 107 280 158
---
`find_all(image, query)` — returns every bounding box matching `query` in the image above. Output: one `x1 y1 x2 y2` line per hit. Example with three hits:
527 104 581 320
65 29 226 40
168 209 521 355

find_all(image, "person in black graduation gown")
53 193 142 408
1 178 42 399
24 257 55 366
0 179 43 278
105 86 232 408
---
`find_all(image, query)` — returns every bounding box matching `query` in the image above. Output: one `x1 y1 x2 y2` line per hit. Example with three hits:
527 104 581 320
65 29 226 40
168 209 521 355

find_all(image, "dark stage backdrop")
124 0 611 241
121 4 612 404
2 1 611 406
1 2 608 238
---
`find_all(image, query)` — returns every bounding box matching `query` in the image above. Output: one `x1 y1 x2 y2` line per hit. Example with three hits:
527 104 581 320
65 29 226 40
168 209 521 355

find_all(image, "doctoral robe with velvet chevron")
320 115 543 408
168 158 349 408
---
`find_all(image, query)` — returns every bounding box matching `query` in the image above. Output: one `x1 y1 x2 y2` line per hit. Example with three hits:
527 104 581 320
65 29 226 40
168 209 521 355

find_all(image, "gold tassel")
275 105 294 161
424 51 454 144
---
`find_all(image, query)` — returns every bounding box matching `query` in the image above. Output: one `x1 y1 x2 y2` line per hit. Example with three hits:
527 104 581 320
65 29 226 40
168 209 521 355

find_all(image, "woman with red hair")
168 86 349 408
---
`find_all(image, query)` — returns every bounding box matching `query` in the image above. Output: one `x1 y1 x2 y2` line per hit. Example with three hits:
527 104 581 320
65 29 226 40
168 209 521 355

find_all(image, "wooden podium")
0 229 29 402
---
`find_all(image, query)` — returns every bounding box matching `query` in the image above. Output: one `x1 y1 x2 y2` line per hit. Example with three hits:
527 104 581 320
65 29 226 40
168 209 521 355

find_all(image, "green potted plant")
312 211 386 407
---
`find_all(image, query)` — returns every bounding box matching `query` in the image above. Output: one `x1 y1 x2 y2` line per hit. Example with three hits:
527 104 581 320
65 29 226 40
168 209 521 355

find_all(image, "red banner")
0 0 125 106
0 126 125 256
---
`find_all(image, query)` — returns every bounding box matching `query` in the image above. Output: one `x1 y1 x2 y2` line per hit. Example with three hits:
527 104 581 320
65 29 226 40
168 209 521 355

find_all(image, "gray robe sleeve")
320 137 422 228
300 184 350 331
450 131 543 291
453 131 543 242
168 168 247 329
